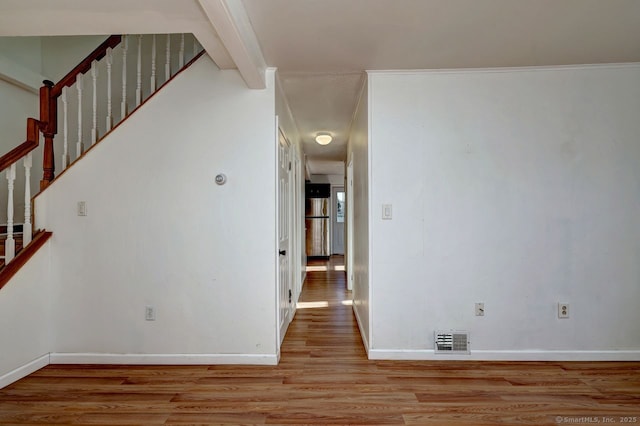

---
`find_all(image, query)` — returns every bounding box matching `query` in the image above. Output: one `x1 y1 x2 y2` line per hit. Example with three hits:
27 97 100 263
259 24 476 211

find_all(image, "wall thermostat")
215 173 227 185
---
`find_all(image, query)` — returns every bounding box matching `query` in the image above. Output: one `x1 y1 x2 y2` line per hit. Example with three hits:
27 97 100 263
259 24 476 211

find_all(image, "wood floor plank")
1 256 639 425
165 412 266 424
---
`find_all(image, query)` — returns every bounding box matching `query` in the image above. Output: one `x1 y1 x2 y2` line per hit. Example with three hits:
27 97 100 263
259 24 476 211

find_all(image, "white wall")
35 56 279 363
0 37 42 73
368 65 640 360
347 76 370 351
41 35 107 82
0 241 51 387
0 36 45 91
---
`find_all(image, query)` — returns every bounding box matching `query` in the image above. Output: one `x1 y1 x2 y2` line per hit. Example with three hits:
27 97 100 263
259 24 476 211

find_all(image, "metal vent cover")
434 331 470 354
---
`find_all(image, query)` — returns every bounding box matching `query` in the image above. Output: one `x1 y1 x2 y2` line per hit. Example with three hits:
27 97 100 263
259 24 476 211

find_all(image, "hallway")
282 255 365 363
0 256 638 424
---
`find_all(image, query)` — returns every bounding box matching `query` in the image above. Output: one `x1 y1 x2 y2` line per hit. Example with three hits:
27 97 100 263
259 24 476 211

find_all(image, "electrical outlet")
475 302 485 316
558 303 569 319
145 305 155 321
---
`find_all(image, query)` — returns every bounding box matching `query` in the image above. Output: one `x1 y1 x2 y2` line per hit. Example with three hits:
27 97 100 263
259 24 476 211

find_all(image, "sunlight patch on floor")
305 265 345 272
297 301 329 309
341 300 353 306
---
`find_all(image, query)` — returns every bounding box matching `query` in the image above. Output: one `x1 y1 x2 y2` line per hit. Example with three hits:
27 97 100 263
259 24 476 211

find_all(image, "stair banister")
49 35 122 99
39 35 122 189
0 32 203 273
0 118 41 265
39 80 55 190
0 119 40 171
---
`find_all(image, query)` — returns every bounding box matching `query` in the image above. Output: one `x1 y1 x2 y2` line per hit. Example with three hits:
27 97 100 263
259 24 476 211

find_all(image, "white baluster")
76 73 84 159
5 163 16 263
179 34 185 68
136 34 142 107
106 47 113 132
61 86 69 169
121 35 128 120
150 34 157 93
91 60 98 145
23 153 32 246
165 34 171 81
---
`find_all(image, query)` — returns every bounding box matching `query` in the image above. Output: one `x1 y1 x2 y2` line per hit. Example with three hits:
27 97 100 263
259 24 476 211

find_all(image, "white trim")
345 157 354 291
0 353 50 389
50 353 278 365
366 62 640 76
353 305 369 355
368 349 640 362
366 75 373 351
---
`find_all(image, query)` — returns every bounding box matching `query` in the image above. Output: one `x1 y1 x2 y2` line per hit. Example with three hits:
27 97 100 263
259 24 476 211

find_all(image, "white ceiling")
279 72 364 162
244 0 640 174
2 0 640 175
243 0 640 72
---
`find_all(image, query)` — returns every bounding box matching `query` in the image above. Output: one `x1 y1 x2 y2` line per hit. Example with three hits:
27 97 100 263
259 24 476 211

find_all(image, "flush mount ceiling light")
315 134 332 145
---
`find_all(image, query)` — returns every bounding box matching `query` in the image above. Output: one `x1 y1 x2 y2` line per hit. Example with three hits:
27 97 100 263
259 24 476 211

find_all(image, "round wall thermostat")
215 173 227 185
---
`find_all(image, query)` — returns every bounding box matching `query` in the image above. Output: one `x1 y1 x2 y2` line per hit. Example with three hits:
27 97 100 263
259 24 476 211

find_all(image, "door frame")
290 146 302 313
331 185 345 255
346 157 354 291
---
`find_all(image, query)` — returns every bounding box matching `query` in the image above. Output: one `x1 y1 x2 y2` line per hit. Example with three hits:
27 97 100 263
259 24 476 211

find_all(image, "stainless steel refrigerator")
305 198 330 258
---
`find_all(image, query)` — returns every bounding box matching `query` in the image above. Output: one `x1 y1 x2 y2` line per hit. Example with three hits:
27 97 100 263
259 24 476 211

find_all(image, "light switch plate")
77 201 87 216
145 305 156 321
382 204 392 220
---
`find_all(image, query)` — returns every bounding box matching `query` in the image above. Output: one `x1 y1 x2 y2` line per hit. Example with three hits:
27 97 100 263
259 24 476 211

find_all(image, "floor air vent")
434 331 470 354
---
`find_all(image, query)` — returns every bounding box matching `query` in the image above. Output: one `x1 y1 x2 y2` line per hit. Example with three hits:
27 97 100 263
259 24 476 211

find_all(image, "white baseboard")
0 353 50 389
49 353 279 365
352 306 369 355
368 349 640 361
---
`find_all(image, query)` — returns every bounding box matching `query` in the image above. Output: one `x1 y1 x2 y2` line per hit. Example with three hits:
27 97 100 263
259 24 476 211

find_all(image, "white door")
332 186 345 255
277 128 293 344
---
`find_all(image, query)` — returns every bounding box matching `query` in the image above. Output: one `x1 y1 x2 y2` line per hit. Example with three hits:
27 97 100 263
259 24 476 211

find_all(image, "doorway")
332 186 345 255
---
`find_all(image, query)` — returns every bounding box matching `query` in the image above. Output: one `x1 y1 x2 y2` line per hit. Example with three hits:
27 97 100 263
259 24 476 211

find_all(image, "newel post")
40 80 56 190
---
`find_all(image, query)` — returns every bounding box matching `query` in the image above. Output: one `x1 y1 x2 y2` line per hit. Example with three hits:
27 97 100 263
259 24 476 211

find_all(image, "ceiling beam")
192 28 236 70
197 0 268 89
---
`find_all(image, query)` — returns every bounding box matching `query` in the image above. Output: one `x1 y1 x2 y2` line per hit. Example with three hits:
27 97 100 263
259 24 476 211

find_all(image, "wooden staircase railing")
0 33 203 277
0 118 40 266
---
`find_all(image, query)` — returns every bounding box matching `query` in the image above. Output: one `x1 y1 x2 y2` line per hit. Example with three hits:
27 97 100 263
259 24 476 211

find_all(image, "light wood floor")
1 256 639 425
